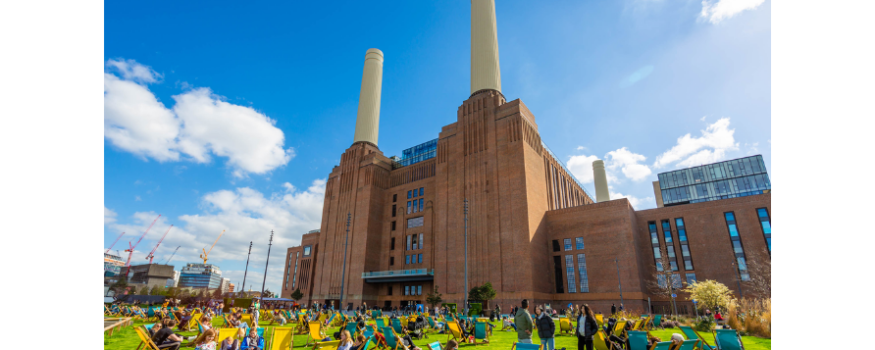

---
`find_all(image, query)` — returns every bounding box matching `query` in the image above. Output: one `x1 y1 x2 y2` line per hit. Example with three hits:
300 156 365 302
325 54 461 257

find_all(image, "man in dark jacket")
611 304 616 315
576 304 599 350
535 306 556 350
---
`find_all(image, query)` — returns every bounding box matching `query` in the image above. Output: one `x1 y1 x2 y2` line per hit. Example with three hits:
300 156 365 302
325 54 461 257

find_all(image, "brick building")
279 0 770 315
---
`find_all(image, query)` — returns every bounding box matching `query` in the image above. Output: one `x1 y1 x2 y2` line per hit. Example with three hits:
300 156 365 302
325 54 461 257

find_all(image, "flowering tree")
683 280 735 312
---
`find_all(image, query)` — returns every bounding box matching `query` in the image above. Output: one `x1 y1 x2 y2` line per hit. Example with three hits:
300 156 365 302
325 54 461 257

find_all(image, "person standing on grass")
514 299 534 344
535 305 556 350
611 304 616 315
576 304 599 350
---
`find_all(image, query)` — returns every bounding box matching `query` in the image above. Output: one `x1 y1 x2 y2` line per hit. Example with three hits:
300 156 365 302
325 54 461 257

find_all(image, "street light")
464 199 469 316
731 261 744 299
615 257 624 308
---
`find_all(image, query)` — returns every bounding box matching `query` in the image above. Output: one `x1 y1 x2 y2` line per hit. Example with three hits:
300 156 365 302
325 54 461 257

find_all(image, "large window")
553 256 564 293
407 217 424 228
419 187 424 197
575 237 584 250
685 273 697 285
408 190 412 199
393 194 397 202
407 201 411 214
405 255 411 265
662 220 673 243
418 254 422 264
577 254 589 293
303 246 311 256
392 205 396 217
291 252 299 289
565 255 576 293
564 238 572 251
757 208 771 252
724 212 751 281
649 222 659 245
552 240 560 252
418 233 423 249
391 237 395 250
676 218 694 271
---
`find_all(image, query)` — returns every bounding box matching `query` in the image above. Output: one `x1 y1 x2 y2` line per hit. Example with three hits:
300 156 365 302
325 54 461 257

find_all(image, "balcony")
361 269 434 283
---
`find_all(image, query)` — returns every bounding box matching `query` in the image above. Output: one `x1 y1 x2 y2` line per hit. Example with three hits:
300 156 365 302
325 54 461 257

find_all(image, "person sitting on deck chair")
502 316 516 331
199 315 213 331
217 330 240 350
149 322 163 337
241 328 265 350
193 329 217 350
152 319 184 350
337 330 354 350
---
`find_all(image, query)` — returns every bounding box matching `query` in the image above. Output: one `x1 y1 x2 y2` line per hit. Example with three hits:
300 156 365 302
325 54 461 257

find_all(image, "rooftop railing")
361 269 434 278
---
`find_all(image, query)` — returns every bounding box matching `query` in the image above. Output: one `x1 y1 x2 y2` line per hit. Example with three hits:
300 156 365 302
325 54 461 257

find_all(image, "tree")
290 288 303 301
683 280 735 313
150 285 166 296
469 282 497 303
166 287 178 298
139 285 150 295
426 286 443 308
213 287 224 300
647 244 681 315
743 248 771 299
109 276 129 299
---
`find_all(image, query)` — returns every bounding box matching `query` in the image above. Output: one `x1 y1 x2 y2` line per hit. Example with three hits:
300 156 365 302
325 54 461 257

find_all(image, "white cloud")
567 154 600 184
106 178 326 292
605 147 652 182
700 116 707 121
745 142 759 155
700 0 765 24
105 207 117 225
576 146 587 151
135 196 142 201
653 117 738 168
609 189 654 210
104 59 294 177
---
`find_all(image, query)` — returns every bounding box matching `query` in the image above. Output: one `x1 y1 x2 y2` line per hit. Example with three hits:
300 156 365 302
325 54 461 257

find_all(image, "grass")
104 316 770 350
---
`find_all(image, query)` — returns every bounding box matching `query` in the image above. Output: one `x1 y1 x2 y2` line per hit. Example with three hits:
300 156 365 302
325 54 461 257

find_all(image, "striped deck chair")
510 341 542 350
269 327 294 350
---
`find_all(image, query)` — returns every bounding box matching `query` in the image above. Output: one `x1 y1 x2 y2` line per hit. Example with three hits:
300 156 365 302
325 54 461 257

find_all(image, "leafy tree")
109 276 129 298
683 280 735 313
426 286 443 308
139 285 150 295
468 282 497 302
166 287 178 298
213 287 224 300
290 288 303 301
198 289 206 298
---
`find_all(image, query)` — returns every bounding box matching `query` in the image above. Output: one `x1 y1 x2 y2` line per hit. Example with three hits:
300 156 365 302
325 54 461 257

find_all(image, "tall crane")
123 214 161 276
164 246 181 264
105 232 125 254
145 224 173 264
199 229 225 264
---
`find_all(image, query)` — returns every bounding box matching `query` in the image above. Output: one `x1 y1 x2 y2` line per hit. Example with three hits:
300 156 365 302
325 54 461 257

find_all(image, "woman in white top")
337 330 354 350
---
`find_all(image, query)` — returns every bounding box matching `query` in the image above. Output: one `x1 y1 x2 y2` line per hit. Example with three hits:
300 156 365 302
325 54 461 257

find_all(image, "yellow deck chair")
593 330 614 350
133 327 162 350
631 319 644 331
217 327 241 344
313 340 341 350
189 313 202 330
637 316 651 331
559 318 573 335
595 314 604 328
306 321 329 346
446 321 463 343
613 320 628 340
270 327 294 350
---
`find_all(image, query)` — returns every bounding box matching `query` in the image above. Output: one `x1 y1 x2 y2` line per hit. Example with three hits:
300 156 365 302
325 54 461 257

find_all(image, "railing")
361 269 434 278
541 141 596 201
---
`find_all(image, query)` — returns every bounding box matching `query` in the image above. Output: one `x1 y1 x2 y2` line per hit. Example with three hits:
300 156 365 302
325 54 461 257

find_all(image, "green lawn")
104 316 770 350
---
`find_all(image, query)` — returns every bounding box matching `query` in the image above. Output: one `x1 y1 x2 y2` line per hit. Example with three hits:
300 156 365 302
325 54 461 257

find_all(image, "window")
388 285 393 295
393 194 397 202
553 256 564 293
575 237 584 250
649 222 659 245
407 217 424 228
390 257 394 266
724 212 751 281
653 247 663 271
405 286 410 295
671 273 682 288
303 246 311 257
662 220 673 243
577 254 589 293
552 240 560 252
685 273 697 285
565 255 576 293
418 254 422 264
411 234 418 249
291 252 299 289
564 238 572 251
407 201 411 214
408 191 412 199
407 235 411 251
392 205 396 217
413 200 418 213
419 233 423 250
406 255 410 265
419 198 424 211
676 218 694 270
676 218 687 242
667 246 676 258
757 208 771 252
413 189 417 198
392 221 396 231
391 237 395 250
417 285 422 295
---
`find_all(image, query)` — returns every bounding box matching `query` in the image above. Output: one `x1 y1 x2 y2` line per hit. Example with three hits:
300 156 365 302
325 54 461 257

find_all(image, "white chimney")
353 49 384 146
471 0 502 94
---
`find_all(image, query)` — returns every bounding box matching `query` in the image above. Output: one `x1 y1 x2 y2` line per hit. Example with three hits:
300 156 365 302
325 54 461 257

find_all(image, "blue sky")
104 0 770 293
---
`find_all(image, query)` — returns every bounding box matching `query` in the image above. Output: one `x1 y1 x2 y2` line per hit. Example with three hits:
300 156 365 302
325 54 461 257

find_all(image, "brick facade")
280 90 771 315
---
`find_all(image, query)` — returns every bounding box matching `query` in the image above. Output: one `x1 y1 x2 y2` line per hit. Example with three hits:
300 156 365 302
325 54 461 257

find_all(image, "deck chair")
631 319 644 331
510 341 542 350
713 329 744 350
133 327 162 350
446 321 463 343
612 320 628 339
345 321 360 338
382 326 409 350
428 341 442 350
678 339 701 350
638 316 651 331
627 331 650 350
593 330 619 350
650 315 663 330
313 340 341 350
216 328 241 345
679 326 715 350
425 317 437 333
306 321 329 346
376 318 386 329
270 327 294 350
650 341 673 350
595 314 604 328
391 318 406 334
472 321 489 344
559 318 573 335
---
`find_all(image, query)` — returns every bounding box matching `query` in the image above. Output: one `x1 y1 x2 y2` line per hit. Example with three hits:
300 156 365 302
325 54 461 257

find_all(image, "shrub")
694 317 714 332
726 298 770 338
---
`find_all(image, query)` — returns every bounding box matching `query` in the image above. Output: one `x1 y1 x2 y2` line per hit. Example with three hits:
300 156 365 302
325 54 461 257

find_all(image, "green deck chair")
650 341 673 350
627 331 650 350
678 339 701 350
426 317 436 331
345 322 360 338
651 315 663 329
679 326 715 350
428 342 442 350
391 318 405 334
713 329 744 350
376 318 386 329
473 321 489 344
382 326 408 350
510 342 542 350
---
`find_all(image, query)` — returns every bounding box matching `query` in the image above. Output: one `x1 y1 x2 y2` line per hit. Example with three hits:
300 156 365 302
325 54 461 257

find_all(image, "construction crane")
105 232 125 254
164 246 181 264
145 224 173 264
123 214 161 276
199 229 225 264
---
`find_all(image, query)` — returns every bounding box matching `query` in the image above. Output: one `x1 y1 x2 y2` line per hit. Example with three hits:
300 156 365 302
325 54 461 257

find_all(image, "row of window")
385 284 424 296
659 155 767 189
725 212 751 281
662 174 770 204
408 187 424 199
562 254 589 293
405 254 423 265
657 272 698 289
408 198 424 214
552 237 584 252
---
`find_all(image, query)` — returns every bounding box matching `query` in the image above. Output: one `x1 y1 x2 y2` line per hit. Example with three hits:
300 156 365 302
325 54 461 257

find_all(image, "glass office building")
657 155 770 207
178 263 223 289
398 138 437 167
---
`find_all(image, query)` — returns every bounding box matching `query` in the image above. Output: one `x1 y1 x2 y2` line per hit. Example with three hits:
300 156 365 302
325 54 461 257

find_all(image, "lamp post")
240 241 252 292
731 261 744 299
615 257 624 308
260 231 274 301
464 198 469 316
340 213 351 312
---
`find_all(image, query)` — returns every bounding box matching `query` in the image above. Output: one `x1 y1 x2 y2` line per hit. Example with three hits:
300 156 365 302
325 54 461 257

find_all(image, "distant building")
219 278 230 293
166 270 180 288
228 282 235 293
104 253 125 285
655 155 770 207
128 264 176 290
178 263 223 289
